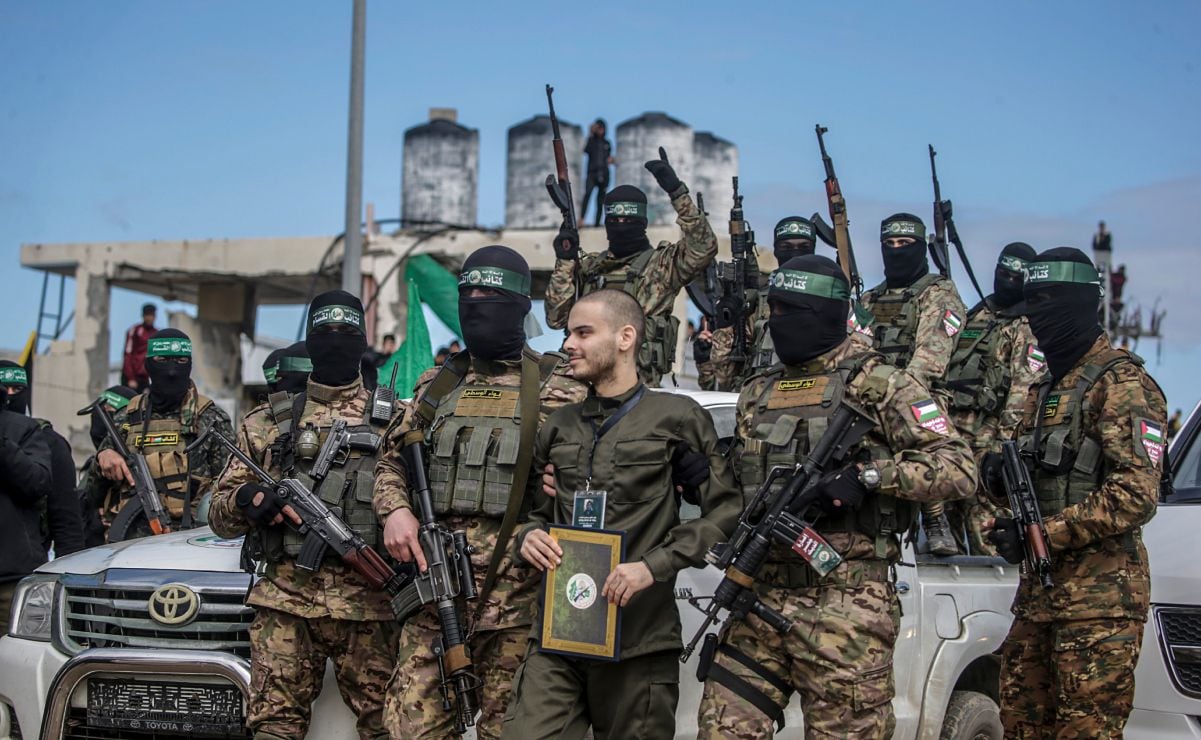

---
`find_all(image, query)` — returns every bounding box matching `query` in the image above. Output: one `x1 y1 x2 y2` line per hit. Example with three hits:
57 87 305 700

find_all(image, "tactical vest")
939 304 1016 436
424 355 563 518
862 273 946 368
122 392 212 518
740 357 915 556
584 249 679 383
1019 348 1136 519
256 390 386 564
748 286 776 374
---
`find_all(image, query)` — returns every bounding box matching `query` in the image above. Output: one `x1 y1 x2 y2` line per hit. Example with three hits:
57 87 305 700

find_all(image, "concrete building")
402 108 479 227
615 112 695 226
505 115 584 229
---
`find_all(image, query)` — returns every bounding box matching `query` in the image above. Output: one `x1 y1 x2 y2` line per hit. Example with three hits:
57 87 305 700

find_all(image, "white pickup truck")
0 390 1023 740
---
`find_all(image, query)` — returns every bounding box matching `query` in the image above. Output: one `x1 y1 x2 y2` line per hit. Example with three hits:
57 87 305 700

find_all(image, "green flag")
405 254 461 338
380 280 434 396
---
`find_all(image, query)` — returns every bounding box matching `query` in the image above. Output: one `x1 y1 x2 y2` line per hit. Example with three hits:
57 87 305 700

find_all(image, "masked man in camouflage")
938 242 1044 554
95 328 232 540
546 148 717 386
859 213 969 555
695 255 978 738
210 291 399 740
503 289 741 740
374 246 586 739
982 247 1165 739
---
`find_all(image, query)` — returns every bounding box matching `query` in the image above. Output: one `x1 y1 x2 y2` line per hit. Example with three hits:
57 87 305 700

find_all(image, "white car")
1 390 1018 739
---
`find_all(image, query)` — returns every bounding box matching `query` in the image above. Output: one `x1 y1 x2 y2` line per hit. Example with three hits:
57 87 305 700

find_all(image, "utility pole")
341 0 366 295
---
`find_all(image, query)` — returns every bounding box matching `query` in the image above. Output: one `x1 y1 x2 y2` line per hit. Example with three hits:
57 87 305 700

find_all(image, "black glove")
981 452 1005 500
987 517 1024 564
693 336 712 364
671 443 710 505
644 146 682 194
236 482 287 528
554 220 579 261
815 465 867 514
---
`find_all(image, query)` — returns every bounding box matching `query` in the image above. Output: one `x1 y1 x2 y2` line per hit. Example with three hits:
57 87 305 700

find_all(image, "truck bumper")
1126 709 1201 739
0 635 69 739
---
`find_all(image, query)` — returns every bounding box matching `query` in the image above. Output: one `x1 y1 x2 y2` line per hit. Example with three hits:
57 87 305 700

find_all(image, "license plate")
87 678 244 736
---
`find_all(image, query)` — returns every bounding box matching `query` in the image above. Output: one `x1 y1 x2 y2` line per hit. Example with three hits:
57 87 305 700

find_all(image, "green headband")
146 337 192 358
881 220 926 242
100 389 131 411
1024 260 1099 286
604 201 647 219
279 356 313 373
310 305 365 333
769 270 850 300
0 366 28 386
263 366 279 383
998 254 1027 273
775 221 815 241
458 266 531 297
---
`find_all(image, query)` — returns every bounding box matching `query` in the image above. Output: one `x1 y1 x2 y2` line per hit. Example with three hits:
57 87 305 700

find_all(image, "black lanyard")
585 385 646 483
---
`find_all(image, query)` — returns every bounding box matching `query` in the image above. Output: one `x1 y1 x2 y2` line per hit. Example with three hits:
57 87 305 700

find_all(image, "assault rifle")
190 427 482 733
681 402 875 661
929 145 985 302
999 440 1053 588
812 124 863 300
712 176 756 365
544 84 582 299
79 401 172 535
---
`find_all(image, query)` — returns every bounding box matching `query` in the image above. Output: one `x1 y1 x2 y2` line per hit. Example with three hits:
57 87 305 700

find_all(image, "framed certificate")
539 525 624 661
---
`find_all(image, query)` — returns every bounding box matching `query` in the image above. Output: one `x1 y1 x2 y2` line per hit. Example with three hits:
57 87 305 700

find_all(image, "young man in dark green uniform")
502 289 741 740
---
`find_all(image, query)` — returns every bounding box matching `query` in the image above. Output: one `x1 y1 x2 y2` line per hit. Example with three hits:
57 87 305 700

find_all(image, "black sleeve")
0 417 53 506
45 430 86 556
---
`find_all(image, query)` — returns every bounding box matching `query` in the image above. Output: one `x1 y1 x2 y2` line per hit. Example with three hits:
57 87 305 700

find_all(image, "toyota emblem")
148 583 200 626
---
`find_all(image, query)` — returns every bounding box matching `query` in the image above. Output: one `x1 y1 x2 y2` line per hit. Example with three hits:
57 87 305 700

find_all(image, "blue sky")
2 1 1199 412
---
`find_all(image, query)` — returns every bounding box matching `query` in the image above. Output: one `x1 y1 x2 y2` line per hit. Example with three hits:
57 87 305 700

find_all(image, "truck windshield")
1170 405 1201 504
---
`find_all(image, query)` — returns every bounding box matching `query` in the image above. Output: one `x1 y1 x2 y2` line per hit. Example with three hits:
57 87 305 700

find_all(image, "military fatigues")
695 338 977 738
209 378 398 740
707 279 770 391
999 335 1165 739
97 385 232 532
372 350 585 740
544 189 718 386
940 300 1044 553
502 386 741 739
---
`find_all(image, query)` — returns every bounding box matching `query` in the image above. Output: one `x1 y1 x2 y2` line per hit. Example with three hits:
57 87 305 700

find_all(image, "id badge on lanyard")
573 386 645 530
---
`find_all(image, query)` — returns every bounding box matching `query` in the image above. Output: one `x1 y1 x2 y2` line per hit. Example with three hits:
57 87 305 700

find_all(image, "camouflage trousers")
1000 615 1143 739
697 570 899 739
384 614 526 740
946 493 999 556
247 607 399 740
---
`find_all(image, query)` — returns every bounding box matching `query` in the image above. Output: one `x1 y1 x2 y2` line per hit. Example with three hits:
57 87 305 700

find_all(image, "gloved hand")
981 452 1005 500
693 336 712 364
236 482 287 528
987 517 1024 564
644 147 682 194
554 220 579 261
815 465 867 514
671 443 710 505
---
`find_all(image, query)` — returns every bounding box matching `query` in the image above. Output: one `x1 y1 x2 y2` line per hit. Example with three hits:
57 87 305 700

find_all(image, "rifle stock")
815 125 862 299
929 144 985 301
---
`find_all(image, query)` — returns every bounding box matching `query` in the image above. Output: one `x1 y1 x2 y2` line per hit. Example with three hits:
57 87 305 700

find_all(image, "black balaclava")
145 328 193 412
767 255 852 366
603 185 653 258
276 342 312 394
1023 247 1104 379
90 385 138 449
458 245 532 362
880 213 930 288
0 360 30 415
306 290 368 386
773 216 817 265
262 348 286 393
993 241 1037 309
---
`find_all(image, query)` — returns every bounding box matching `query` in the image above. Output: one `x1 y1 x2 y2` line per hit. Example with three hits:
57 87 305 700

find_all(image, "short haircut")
383 333 396 343
576 289 645 348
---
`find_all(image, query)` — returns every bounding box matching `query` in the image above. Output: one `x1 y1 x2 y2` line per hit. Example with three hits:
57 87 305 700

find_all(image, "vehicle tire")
107 501 156 542
939 690 1003 740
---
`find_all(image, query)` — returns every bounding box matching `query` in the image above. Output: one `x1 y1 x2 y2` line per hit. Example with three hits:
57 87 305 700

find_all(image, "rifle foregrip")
344 548 395 592
750 600 791 633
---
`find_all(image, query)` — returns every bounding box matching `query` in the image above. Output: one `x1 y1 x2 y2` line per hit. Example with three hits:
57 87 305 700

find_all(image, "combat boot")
924 509 959 556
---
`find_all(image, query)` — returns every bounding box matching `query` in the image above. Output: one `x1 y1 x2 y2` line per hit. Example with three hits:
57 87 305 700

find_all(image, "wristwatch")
858 464 881 491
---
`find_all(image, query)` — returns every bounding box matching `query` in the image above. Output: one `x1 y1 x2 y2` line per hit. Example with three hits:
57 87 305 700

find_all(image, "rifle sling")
473 347 542 623
413 352 471 428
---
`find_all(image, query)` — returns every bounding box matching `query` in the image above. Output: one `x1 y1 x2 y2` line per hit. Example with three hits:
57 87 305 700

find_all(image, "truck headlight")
8 575 57 641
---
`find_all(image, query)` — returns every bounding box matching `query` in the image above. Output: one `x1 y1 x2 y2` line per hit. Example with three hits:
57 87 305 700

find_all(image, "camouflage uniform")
999 334 1165 739
941 301 1044 553
373 352 586 740
707 287 768 392
544 189 717 386
97 385 232 531
696 338 978 739
209 377 399 740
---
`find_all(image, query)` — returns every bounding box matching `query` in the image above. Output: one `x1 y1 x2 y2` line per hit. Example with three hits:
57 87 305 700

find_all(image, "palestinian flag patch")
1140 419 1165 467
911 399 951 436
943 310 962 337
850 313 873 337
1027 345 1046 373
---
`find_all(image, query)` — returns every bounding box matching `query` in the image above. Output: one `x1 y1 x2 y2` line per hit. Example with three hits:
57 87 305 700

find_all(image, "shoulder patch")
1026 344 1046 373
1137 418 1165 467
911 398 952 436
942 310 962 337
